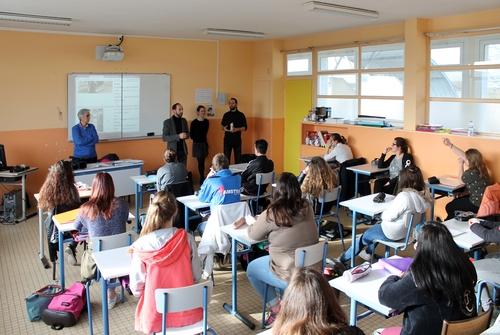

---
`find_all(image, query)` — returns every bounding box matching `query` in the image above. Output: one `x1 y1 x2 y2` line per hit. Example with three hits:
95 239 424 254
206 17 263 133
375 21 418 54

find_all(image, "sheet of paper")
195 88 213 104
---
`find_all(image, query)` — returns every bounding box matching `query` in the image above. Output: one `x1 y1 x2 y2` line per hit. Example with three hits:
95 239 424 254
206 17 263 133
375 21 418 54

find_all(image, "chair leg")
86 281 93 335
337 219 345 251
261 284 269 329
384 247 390 258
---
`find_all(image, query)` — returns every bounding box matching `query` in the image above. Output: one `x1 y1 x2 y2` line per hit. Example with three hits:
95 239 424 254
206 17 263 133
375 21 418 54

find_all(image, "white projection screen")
68 73 170 140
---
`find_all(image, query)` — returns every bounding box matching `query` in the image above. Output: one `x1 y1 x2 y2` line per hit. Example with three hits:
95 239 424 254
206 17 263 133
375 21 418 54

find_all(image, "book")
438 176 465 188
53 208 80 224
378 257 413 276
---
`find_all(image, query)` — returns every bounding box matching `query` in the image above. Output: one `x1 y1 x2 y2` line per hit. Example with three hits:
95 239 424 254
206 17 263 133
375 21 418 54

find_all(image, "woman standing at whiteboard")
190 105 209 184
72 108 99 163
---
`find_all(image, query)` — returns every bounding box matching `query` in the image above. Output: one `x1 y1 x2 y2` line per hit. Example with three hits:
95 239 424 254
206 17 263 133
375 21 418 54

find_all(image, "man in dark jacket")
162 103 189 165
241 139 274 196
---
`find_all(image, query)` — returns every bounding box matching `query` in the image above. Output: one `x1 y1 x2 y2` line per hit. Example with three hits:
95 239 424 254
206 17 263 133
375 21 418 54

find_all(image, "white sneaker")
108 294 118 309
201 271 211 281
65 246 77 266
358 249 372 262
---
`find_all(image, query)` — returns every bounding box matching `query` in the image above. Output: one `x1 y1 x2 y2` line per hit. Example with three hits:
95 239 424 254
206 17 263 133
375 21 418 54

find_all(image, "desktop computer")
2 190 22 223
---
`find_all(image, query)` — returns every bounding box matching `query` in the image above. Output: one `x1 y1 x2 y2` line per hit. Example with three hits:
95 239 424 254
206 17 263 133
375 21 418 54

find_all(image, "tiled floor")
1 207 406 335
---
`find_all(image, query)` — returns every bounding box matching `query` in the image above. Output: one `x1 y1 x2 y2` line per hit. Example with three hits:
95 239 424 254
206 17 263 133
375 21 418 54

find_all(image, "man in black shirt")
241 139 274 196
221 97 247 164
162 103 189 165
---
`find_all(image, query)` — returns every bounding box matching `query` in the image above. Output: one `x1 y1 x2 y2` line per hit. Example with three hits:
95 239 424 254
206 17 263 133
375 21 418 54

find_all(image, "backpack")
41 282 86 330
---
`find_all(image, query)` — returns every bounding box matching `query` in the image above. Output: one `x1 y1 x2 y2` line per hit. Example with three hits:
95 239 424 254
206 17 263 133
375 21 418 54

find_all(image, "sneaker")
65 246 77 266
358 249 372 261
201 271 211 281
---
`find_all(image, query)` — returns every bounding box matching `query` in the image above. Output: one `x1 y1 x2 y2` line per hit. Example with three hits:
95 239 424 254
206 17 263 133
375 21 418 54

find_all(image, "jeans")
340 224 392 262
247 256 287 306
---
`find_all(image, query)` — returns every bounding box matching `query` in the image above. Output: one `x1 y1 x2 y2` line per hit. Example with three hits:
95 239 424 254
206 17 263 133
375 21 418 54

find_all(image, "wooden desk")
340 193 395 268
0 167 38 222
346 163 389 197
330 260 395 326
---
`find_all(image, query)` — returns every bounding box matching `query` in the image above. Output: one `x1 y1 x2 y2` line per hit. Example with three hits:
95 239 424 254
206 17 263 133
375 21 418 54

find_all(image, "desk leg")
354 172 359 198
349 298 358 326
134 184 140 233
101 276 109 335
430 188 436 221
58 230 65 290
184 206 189 231
39 208 44 259
20 174 27 221
222 238 255 330
351 211 357 269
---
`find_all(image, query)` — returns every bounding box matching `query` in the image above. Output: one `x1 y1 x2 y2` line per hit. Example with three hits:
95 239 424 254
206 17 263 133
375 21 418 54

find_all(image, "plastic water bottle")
467 120 475 136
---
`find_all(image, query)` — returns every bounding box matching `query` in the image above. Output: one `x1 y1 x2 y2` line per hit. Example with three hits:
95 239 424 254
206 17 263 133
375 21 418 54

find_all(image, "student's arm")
129 251 146 297
74 213 85 233
377 152 394 168
470 220 500 243
197 178 215 203
379 274 426 311
187 234 202 282
248 211 273 241
443 138 467 160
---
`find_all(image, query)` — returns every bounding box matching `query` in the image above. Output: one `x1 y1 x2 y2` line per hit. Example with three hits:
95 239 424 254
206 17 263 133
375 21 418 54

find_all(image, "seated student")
272 267 364 335
378 223 477 335
156 149 188 192
75 172 129 308
299 156 338 215
469 215 500 244
130 191 202 334
340 166 430 264
323 133 353 165
374 137 414 195
241 139 274 196
246 172 318 327
198 153 241 205
38 160 81 266
442 138 491 220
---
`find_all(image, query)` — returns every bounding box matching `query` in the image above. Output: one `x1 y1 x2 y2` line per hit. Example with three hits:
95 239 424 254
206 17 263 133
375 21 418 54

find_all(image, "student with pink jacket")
129 191 202 334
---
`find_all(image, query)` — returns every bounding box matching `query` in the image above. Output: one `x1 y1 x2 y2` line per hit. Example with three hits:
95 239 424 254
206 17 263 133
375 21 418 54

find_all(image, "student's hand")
207 168 216 178
233 217 246 229
468 218 480 227
179 132 188 139
385 147 392 154
443 138 453 148
303 165 310 175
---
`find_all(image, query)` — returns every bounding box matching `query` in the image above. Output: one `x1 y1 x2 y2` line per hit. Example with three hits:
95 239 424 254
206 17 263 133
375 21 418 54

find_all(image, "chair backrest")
211 201 252 226
155 281 213 334
166 180 194 197
441 308 493 335
318 186 342 216
255 171 275 197
295 240 328 271
91 232 134 251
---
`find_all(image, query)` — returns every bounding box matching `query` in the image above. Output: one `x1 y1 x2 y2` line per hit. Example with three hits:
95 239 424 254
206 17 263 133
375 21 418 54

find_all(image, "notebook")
438 176 465 188
379 257 413 276
53 208 80 224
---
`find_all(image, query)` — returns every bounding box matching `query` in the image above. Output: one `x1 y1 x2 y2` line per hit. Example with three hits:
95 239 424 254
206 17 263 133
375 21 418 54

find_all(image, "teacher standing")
162 103 189 165
190 105 209 184
221 97 247 164
72 108 99 163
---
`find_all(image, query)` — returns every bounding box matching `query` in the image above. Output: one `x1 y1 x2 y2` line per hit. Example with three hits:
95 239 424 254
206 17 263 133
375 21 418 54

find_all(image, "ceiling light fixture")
204 28 265 39
0 11 72 26
303 1 379 18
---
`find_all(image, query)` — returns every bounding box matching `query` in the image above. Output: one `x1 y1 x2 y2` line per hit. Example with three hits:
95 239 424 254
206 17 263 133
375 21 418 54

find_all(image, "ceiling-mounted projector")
102 45 124 61
96 35 125 61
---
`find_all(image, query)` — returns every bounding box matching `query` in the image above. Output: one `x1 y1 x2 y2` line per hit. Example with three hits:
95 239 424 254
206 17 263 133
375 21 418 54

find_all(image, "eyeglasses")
391 143 397 146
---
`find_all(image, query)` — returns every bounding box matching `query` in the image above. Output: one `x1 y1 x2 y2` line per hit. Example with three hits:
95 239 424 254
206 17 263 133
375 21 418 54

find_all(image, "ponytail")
140 191 178 237
331 133 347 145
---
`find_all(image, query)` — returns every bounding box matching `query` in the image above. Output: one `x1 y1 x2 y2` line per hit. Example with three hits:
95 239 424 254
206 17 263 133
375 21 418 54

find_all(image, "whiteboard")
68 73 170 140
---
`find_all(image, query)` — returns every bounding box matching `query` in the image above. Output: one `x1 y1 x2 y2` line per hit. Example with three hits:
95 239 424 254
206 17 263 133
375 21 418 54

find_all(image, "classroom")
1 1 499 334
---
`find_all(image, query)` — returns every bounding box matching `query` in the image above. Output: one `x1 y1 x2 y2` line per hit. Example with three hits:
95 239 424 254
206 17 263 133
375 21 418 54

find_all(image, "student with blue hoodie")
198 153 241 205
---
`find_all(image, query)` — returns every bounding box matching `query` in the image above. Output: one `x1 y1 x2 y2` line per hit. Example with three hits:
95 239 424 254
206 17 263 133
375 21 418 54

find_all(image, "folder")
53 208 80 224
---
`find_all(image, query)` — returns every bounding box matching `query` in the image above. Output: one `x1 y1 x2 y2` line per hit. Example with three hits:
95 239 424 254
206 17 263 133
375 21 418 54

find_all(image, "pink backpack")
42 282 86 330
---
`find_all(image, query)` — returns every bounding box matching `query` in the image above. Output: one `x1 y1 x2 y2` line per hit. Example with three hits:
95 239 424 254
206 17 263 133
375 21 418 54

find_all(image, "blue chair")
248 172 275 215
369 212 423 264
476 280 500 312
315 186 345 250
261 240 328 329
86 232 134 335
154 281 216 335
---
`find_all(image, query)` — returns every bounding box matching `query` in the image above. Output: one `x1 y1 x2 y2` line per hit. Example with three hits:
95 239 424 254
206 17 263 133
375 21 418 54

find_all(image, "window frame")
286 52 313 77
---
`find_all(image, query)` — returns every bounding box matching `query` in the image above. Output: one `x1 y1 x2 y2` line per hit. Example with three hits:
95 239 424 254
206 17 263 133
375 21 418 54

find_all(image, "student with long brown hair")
75 172 129 307
323 133 353 164
38 160 81 266
272 268 364 335
129 191 202 334
246 172 318 327
300 156 338 215
442 138 491 220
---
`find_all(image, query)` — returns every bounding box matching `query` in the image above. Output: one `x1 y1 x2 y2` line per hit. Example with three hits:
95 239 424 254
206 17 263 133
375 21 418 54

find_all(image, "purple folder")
379 257 413 276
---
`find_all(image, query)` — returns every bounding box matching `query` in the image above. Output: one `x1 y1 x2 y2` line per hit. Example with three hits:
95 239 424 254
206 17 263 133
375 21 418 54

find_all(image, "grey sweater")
75 198 129 238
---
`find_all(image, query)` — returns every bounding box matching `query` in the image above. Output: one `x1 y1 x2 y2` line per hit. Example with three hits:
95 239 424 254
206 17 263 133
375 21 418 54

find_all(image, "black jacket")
379 273 476 335
241 155 274 196
377 152 414 171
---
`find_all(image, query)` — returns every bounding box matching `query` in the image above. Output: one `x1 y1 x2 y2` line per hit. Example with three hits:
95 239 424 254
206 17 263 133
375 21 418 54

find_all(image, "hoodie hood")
400 188 431 213
133 229 188 267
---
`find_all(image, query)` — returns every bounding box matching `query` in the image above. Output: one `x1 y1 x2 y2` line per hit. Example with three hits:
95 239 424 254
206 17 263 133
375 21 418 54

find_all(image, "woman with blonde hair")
129 191 202 334
272 267 364 335
300 156 338 214
442 138 491 220
38 160 81 266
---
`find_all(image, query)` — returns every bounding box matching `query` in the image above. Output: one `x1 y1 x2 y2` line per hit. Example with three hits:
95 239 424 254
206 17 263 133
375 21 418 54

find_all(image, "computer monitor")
0 144 6 170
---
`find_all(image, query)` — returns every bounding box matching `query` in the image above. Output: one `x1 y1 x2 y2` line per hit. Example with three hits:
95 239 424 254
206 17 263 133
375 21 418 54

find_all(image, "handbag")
25 284 62 321
80 249 96 281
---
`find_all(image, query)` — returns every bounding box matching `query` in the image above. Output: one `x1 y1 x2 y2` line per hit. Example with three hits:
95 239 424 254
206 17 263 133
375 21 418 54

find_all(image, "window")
316 43 405 121
429 34 500 134
287 52 312 76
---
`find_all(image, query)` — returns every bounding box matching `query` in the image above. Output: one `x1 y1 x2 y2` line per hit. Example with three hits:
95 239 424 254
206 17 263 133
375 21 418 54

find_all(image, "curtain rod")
280 36 403 53
426 26 500 38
